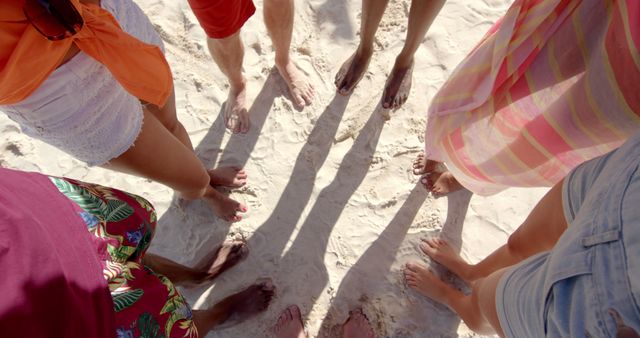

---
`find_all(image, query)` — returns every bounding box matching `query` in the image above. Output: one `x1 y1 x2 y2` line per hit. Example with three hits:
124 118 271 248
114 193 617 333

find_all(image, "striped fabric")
425 0 640 195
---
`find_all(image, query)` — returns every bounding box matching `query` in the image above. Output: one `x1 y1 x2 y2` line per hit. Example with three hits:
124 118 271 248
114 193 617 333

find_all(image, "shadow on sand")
315 187 472 337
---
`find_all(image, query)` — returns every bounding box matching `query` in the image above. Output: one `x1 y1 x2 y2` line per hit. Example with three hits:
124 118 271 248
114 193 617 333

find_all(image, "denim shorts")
496 132 640 337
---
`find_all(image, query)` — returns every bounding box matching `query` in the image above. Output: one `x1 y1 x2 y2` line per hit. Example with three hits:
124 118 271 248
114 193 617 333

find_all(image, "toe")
405 262 417 272
392 97 400 109
419 242 432 255
289 305 301 319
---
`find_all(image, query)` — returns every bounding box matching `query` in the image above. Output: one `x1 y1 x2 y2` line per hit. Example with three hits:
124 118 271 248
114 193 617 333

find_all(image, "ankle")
274 54 291 69
356 43 374 58
203 186 223 199
229 78 247 93
463 264 480 281
394 54 414 69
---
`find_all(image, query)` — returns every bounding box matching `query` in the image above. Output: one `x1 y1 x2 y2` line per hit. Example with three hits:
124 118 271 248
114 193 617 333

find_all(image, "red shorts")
187 0 256 39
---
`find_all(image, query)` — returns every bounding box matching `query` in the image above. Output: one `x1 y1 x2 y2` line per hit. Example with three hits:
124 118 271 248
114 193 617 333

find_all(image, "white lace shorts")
0 0 164 166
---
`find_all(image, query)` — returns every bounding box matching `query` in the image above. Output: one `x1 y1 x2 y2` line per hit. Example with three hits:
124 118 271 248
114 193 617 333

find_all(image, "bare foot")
275 60 315 107
422 170 464 197
335 48 373 96
210 279 276 330
420 238 474 282
224 84 250 134
404 262 460 307
204 188 247 222
195 240 249 282
342 309 374 338
412 152 427 175
382 60 413 109
273 305 307 338
208 167 247 188
412 153 441 175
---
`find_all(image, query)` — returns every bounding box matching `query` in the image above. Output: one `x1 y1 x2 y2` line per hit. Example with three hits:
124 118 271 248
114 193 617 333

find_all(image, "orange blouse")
0 0 172 106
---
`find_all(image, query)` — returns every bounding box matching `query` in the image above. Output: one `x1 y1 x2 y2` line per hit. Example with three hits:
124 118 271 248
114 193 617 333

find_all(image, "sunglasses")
23 0 84 41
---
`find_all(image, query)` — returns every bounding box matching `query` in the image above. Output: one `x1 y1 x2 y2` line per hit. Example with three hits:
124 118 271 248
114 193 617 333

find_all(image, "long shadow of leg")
315 189 471 337
274 106 386 320
151 72 279 263
200 94 352 301
195 70 280 169
315 184 427 337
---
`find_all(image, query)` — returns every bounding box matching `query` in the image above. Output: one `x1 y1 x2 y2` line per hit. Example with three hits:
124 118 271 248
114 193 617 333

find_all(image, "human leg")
144 90 249 188
144 88 194 149
382 0 445 108
264 0 315 107
207 31 251 133
335 0 389 95
142 240 248 286
404 263 506 336
105 109 246 221
420 178 567 282
192 280 275 333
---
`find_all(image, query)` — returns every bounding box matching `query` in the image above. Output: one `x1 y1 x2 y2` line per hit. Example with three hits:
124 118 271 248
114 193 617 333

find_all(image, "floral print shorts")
50 177 197 338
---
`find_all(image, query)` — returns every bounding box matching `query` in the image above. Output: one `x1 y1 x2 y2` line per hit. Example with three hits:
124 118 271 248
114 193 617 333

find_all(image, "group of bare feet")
221 44 413 136
145 238 377 336
183 238 474 336
144 239 278 333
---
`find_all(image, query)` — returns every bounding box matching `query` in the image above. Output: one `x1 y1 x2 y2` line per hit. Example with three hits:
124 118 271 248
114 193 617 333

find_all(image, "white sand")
0 0 551 336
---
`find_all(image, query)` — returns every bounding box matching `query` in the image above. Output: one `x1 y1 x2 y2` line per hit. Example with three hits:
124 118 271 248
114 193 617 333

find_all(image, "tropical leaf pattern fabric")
51 177 197 338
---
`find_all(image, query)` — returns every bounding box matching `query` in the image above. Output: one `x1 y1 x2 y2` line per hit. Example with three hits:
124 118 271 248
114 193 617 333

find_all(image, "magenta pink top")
0 167 115 337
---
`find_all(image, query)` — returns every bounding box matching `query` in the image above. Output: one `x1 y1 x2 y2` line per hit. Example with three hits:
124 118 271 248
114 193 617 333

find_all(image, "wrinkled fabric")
0 168 115 337
0 0 172 106
425 0 640 195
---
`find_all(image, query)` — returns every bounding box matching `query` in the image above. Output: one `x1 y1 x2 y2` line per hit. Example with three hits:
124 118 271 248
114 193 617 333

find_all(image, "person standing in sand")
0 0 247 222
335 0 445 109
187 0 315 134
404 132 640 337
272 305 375 338
414 0 640 197
0 167 275 337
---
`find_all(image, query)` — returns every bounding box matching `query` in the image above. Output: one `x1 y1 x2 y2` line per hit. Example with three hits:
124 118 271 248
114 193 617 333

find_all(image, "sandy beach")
0 0 551 336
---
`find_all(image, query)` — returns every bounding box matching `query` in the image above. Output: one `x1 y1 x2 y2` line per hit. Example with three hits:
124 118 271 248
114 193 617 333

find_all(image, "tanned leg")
382 0 445 109
264 0 315 107
141 240 248 286
207 31 250 133
404 263 507 336
105 110 247 222
143 88 248 188
192 280 276 333
420 178 567 282
335 0 389 95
